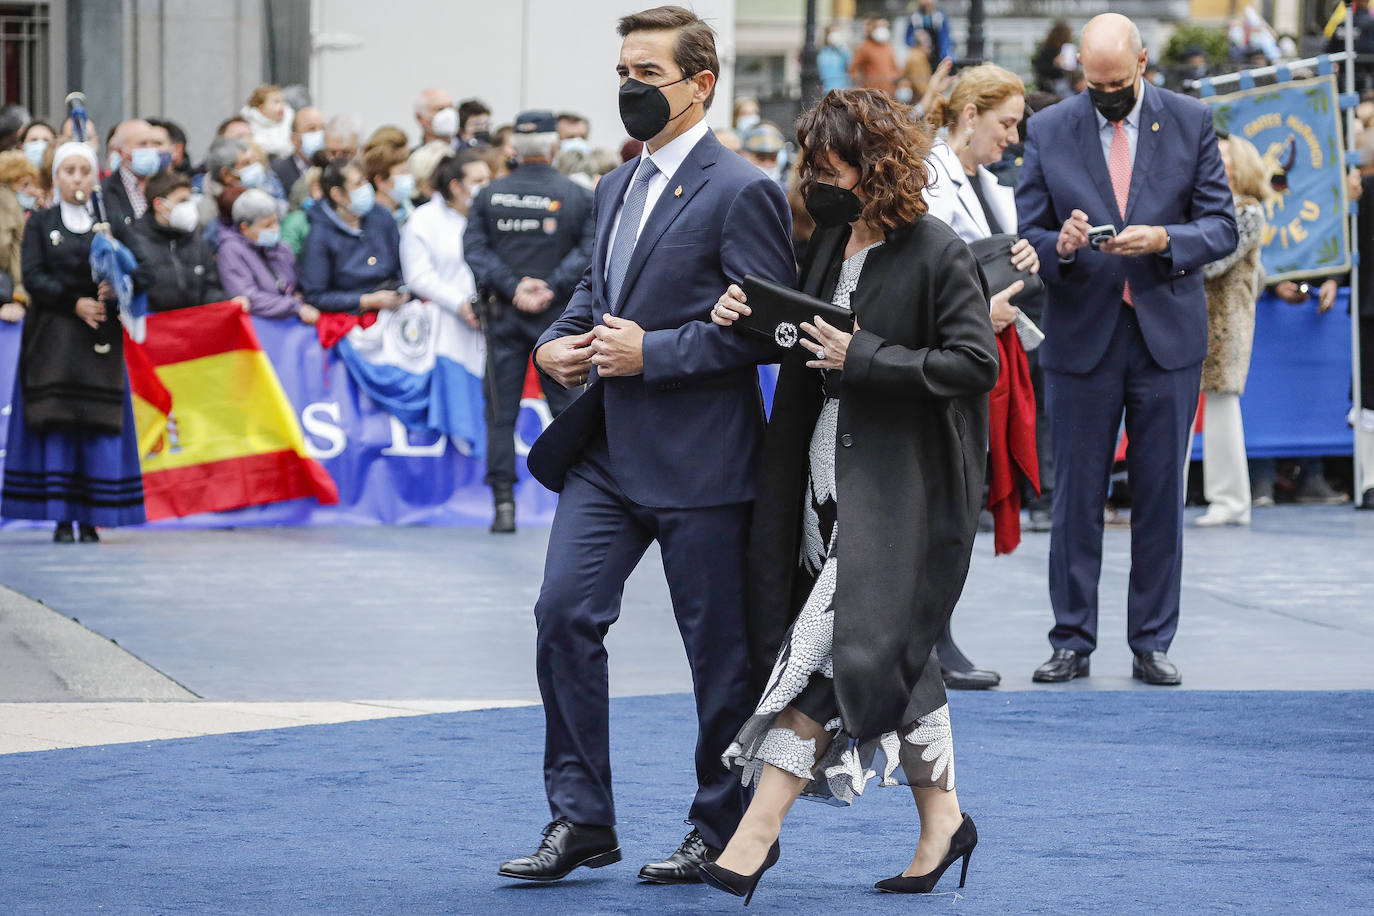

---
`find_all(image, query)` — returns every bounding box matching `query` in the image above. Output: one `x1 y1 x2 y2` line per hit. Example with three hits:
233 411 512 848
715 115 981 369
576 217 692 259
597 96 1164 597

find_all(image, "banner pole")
1346 1 1365 506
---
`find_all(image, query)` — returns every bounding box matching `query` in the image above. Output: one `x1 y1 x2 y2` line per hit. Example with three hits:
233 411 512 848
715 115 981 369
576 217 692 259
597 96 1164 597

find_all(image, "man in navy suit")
1016 13 1236 687
497 6 794 885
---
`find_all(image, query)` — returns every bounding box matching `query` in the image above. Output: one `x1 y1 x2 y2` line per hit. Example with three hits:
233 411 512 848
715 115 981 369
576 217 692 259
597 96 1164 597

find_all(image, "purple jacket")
216 224 301 319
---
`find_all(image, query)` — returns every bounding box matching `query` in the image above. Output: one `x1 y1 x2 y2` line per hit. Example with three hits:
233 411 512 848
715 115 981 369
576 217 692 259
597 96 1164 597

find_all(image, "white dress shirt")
400 195 477 314
604 118 712 279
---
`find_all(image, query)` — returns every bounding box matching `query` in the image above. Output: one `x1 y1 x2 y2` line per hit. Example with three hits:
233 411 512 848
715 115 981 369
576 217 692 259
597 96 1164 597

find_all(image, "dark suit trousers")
533 434 754 849
1044 304 1201 655
483 305 580 489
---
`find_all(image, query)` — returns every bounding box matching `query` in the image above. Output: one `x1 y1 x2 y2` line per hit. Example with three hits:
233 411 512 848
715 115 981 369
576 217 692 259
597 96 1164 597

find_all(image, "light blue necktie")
605 156 659 312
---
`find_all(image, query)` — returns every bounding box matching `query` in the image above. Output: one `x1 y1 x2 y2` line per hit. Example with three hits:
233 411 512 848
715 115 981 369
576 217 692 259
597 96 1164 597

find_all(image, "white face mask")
431 107 459 138
167 199 200 233
736 114 761 132
872 27 891 42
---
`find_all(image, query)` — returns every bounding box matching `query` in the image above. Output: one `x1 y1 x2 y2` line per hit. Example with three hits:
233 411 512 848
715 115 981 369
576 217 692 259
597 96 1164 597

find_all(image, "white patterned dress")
722 241 955 806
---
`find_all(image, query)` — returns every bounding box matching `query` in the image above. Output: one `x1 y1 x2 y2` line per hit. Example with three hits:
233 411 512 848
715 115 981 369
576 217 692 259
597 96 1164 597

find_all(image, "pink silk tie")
1108 121 1133 305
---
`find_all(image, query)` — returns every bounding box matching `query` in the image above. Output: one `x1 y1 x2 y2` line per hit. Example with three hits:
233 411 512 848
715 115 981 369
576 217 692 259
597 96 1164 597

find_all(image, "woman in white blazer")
920 64 1040 691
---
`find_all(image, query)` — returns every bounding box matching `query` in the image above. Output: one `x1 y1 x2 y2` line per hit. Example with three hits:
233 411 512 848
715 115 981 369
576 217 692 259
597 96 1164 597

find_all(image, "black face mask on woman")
1088 82 1136 123
805 180 863 228
619 74 695 142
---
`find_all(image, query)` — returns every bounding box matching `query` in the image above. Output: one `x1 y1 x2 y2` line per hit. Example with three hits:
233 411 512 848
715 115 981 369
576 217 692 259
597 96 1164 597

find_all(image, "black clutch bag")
968 233 1043 307
736 275 854 362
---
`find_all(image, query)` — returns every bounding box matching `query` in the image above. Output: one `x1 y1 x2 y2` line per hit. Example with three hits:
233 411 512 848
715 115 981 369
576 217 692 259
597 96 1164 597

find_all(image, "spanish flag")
132 301 339 520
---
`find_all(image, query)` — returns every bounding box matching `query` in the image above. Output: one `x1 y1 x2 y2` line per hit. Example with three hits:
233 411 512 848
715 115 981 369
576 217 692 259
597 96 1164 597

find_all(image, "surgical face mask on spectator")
300 129 325 158
130 147 162 177
560 137 591 156
896 87 915 103
736 114 760 132
107 151 122 172
16 190 37 210
390 173 415 203
348 182 375 216
872 26 891 42
431 107 458 138
23 139 47 168
254 226 281 249
237 161 267 188
167 199 199 233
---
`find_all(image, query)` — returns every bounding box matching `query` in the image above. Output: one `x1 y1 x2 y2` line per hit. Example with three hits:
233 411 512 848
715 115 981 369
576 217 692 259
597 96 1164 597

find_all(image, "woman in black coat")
0 142 152 542
701 90 999 900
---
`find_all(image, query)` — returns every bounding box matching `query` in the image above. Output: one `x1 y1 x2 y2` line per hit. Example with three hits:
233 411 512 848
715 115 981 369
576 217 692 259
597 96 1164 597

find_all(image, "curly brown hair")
795 89 933 231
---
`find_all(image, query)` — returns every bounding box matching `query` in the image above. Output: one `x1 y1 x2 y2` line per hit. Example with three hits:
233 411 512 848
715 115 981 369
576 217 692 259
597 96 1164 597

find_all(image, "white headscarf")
51 141 98 180
52 142 98 234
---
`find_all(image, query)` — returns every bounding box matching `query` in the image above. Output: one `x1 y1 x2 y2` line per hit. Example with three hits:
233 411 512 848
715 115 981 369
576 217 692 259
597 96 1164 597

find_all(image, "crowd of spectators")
0 0 1366 514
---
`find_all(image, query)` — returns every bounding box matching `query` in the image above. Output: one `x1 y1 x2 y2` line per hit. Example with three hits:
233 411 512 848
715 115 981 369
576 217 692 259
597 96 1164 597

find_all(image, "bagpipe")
65 91 148 346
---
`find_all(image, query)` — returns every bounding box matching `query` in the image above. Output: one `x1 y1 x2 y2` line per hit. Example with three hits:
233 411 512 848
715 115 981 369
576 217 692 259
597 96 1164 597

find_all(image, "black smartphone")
1087 224 1117 249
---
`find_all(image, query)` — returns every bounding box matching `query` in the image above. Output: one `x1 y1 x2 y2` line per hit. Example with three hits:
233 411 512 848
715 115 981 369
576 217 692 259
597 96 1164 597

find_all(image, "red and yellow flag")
132 301 339 520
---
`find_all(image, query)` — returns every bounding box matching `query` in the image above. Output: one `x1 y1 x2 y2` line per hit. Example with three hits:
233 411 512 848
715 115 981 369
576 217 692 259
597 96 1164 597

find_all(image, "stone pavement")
0 504 1370 754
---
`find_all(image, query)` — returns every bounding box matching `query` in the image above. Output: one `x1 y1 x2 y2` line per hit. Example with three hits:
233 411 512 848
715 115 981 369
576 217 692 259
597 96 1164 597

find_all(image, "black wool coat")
19 202 153 432
744 215 999 742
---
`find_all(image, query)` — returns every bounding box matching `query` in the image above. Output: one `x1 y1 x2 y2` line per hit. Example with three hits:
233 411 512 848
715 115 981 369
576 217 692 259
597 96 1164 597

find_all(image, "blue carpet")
1 691 1371 914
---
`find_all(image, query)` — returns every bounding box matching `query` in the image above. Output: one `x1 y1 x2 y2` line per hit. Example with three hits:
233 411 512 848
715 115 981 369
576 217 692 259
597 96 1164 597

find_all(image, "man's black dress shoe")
52 523 74 544
1027 502 1052 532
490 501 516 534
1032 649 1089 682
638 827 719 883
498 818 621 881
1359 488 1374 510
1132 651 1182 686
941 665 1001 690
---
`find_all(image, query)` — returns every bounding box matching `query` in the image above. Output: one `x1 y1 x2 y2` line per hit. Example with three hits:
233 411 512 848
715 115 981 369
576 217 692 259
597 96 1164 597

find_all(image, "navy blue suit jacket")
1016 86 1237 373
530 129 795 509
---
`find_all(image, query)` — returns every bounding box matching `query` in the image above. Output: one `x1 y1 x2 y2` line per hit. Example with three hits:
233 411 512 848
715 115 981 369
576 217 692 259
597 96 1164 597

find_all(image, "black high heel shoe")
875 813 977 894
698 840 780 906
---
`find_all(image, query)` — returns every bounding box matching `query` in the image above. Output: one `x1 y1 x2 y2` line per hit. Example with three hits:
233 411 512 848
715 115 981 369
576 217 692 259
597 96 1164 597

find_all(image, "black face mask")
619 74 694 142
1088 82 1136 123
805 181 863 228
473 130 492 146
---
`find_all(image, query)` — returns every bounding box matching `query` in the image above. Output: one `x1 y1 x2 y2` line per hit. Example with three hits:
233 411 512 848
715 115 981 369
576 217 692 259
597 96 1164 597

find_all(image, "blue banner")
0 302 1352 529
1205 75 1351 281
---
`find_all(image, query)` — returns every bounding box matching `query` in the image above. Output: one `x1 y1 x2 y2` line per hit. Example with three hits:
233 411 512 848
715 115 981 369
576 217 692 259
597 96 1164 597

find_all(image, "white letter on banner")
381 415 447 457
301 402 347 459
513 397 554 457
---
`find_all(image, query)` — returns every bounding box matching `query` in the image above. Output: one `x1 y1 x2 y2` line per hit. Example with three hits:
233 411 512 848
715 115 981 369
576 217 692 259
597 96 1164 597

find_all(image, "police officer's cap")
514 110 558 134
741 124 785 156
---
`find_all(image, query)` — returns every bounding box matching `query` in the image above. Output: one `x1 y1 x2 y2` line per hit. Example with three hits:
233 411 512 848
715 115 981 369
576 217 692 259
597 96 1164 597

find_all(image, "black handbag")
968 233 1044 308
736 275 855 363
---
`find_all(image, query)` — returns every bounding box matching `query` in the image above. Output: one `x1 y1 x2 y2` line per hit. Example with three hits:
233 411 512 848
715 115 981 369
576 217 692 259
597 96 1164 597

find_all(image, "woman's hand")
75 297 106 329
233 295 251 312
711 284 750 327
1011 238 1039 274
0 303 24 323
360 290 404 311
459 300 480 329
800 315 854 370
1318 278 1339 314
298 304 321 326
990 280 1024 334
96 280 114 302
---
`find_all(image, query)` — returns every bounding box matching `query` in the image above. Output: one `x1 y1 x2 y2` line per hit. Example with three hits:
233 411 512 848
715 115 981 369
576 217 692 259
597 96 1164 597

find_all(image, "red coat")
987 326 1039 555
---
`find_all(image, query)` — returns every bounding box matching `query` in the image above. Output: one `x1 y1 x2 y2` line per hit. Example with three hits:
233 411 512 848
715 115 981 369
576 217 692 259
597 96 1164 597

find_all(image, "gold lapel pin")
674 185 683 197
1152 122 1160 132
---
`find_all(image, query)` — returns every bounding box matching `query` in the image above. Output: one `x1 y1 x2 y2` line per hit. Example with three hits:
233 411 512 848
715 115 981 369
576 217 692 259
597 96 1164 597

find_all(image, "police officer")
463 110 594 533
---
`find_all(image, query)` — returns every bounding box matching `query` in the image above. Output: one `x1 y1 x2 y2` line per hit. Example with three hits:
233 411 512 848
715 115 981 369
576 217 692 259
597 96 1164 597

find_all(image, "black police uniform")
463 161 594 495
